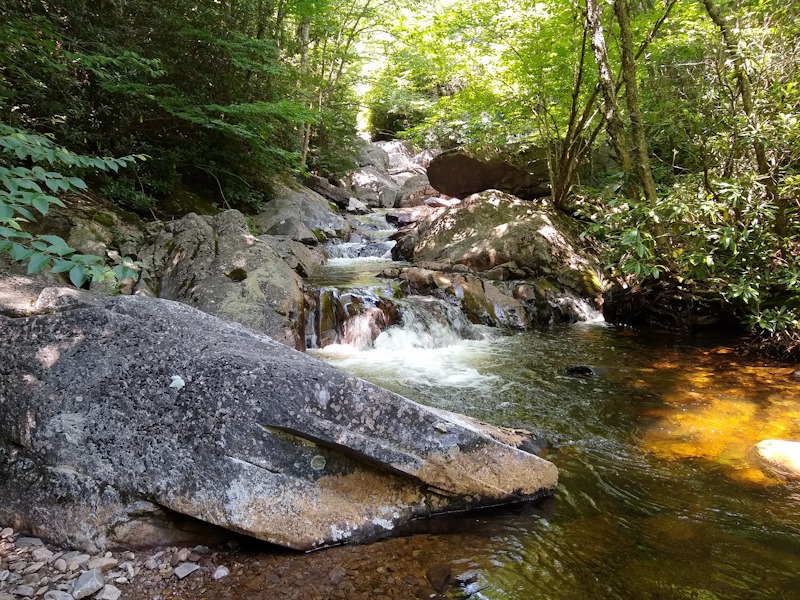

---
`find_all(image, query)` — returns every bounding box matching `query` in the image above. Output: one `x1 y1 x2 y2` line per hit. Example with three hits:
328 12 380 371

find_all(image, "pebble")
52 561 66 574
86 558 117 573
69 569 104 600
14 538 43 549
0 529 13 539
211 566 229 581
11 584 35 597
43 592 72 600
95 584 121 600
31 549 53 563
172 563 199 580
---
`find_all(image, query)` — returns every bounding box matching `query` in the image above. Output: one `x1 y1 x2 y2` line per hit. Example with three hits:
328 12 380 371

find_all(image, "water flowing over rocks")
385 189 603 326
0 277 558 554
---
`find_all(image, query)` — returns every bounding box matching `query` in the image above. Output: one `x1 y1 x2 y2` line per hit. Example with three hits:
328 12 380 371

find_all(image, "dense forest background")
1 0 799 354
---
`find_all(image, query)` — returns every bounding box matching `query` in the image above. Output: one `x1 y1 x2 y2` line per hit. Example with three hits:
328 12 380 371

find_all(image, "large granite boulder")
0 282 558 553
251 181 351 243
427 149 550 200
346 166 400 209
137 210 308 349
411 190 602 301
393 174 438 208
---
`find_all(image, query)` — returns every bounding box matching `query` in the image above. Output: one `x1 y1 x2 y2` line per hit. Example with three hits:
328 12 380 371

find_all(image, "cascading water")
301 208 800 599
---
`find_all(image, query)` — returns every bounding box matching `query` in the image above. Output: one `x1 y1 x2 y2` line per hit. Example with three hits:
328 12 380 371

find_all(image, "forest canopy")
1 0 799 354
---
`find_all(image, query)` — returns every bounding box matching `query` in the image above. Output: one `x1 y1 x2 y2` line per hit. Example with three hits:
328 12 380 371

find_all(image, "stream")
295 212 800 599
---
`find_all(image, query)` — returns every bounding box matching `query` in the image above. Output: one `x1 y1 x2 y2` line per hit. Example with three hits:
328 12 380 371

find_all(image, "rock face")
137 210 309 349
384 190 603 326
753 440 800 480
393 174 438 208
0 281 558 553
411 190 601 300
427 149 550 200
251 181 351 243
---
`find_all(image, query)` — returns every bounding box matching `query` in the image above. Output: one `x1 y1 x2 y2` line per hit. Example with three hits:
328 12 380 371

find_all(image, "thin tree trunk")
615 0 658 208
585 0 636 193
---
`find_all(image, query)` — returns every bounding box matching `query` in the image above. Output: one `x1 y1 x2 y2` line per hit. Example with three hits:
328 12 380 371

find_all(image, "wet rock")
753 440 800 480
69 569 104 599
565 365 596 378
304 175 351 209
425 563 452 593
0 281 558 552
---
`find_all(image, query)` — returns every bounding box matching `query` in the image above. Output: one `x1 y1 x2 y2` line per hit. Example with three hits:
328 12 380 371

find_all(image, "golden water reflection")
628 348 800 484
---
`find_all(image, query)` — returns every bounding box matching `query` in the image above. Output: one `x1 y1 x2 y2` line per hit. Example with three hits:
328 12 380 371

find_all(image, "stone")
86 557 117 573
425 564 452 593
30 549 53 563
11 585 34 597
136 210 309 350
753 440 800 480
0 571 8 582
0 528 13 538
22 562 44 574
304 175 351 209
251 181 351 242
172 563 199 580
68 570 103 600
144 559 158 572
346 166 399 209
211 566 229 581
374 140 420 175
427 147 550 200
14 538 43 549
0 281 558 552
95 585 121 600
393 174 437 209
52 561 66 574
42 592 72 600
410 190 601 305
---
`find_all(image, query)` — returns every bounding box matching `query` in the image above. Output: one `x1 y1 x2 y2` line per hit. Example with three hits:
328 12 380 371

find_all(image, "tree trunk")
615 0 658 208
585 0 636 192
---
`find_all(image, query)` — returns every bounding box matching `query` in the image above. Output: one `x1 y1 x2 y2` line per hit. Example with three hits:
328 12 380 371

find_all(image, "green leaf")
68 177 88 190
10 242 33 261
69 264 88 288
51 259 75 274
32 195 50 215
27 252 50 274
0 203 12 221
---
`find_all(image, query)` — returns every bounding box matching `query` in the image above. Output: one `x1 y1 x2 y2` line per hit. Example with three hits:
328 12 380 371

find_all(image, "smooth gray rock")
0 283 557 552
11 585 34 597
172 563 199 580
137 210 308 349
69 569 103 600
346 166 399 209
95 586 120 600
393 174 437 209
43 592 73 600
251 181 350 242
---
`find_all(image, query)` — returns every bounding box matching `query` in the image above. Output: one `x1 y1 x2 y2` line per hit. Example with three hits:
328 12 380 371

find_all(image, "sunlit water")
307 256 800 600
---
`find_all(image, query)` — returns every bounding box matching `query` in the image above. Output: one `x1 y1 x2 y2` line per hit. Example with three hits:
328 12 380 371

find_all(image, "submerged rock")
0 279 558 553
753 440 800 480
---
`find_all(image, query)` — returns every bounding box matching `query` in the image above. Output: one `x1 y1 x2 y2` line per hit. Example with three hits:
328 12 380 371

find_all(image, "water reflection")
314 318 800 599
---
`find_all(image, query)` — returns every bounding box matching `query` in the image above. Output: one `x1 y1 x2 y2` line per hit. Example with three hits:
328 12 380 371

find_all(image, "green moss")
93 212 117 227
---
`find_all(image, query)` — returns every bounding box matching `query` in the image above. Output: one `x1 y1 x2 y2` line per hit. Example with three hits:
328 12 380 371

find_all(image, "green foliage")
0 125 142 285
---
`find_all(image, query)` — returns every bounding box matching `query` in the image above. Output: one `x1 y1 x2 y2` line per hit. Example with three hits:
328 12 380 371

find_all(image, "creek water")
299 213 800 599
